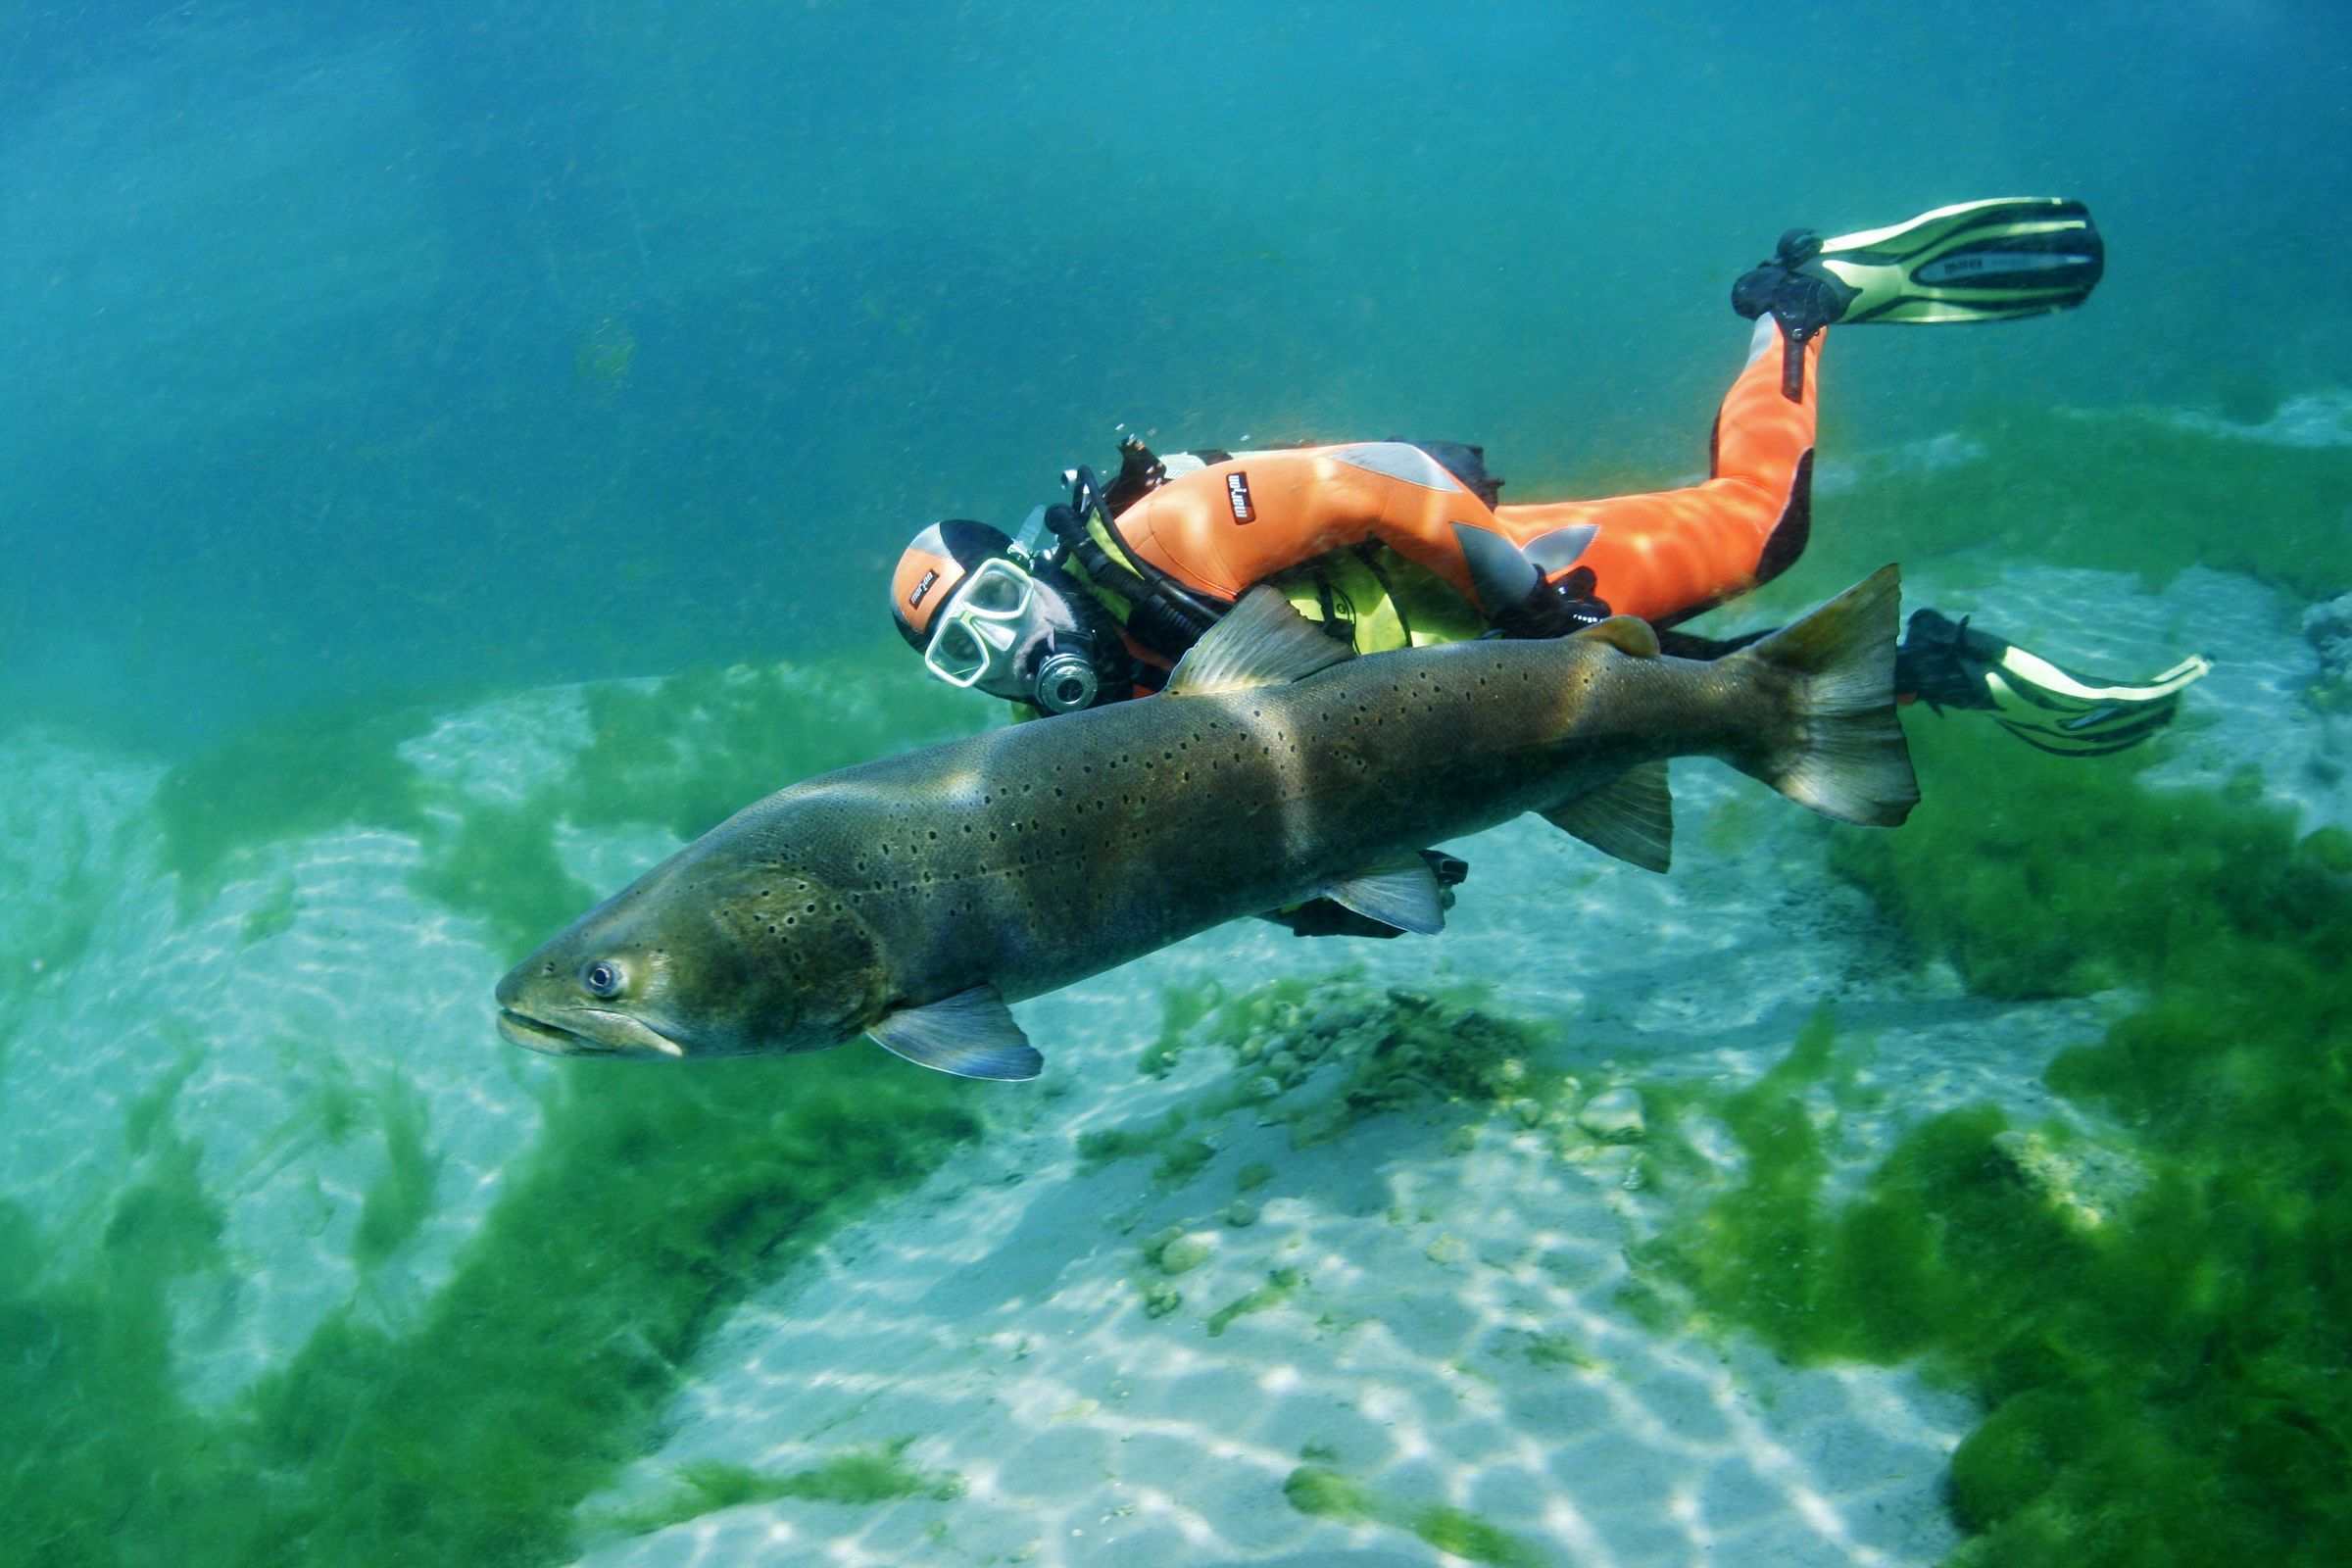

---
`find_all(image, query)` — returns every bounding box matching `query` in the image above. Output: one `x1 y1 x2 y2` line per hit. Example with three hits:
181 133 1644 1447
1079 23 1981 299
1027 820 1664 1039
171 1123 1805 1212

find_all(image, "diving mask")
923 558 1043 691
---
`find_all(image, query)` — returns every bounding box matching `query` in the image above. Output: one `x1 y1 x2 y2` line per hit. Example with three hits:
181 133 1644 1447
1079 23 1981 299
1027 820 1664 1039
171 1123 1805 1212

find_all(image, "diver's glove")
1894 608 2213 758
1269 853 1468 939
1493 567 1611 640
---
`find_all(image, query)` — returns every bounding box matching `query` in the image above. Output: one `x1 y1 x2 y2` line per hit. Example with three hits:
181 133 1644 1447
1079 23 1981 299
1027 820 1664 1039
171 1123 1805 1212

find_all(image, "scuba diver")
888 198 2212 937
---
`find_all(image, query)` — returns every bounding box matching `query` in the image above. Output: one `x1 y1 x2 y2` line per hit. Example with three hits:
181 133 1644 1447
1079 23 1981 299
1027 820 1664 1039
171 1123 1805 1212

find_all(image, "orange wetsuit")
1104 319 1821 630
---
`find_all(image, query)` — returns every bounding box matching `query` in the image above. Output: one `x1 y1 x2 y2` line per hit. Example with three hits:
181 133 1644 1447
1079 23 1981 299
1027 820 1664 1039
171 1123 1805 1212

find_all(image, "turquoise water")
4 5 2350 1566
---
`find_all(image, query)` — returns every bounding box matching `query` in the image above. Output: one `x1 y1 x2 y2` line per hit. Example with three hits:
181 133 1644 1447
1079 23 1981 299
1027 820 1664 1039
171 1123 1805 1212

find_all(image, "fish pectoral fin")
867 985 1043 1081
1570 615 1661 657
1323 858 1447 936
1539 762 1674 872
1165 585 1354 695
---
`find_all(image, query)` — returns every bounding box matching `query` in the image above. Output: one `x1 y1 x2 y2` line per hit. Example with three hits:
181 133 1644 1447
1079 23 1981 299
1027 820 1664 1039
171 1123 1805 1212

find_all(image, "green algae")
1416 1506 1542 1567
154 702 435 910
609 1441 964 1535
1153 1134 1216 1184
1831 720 2346 1001
240 872 300 944
2 1049 981 1567
1782 405 2352 603
1284 1463 1540 1566
0 819 109 1005
350 1076 437 1270
1283 1462 1373 1518
561 658 980 843
1639 729 2352 1567
1143 1226 1214 1276
403 657 977 957
764 1441 964 1505
149 650 983 956
5 653 991 1564
1083 971 1563 1173
245 1055 978 1565
1521 1332 1595 1371
1205 1265 1301 1336
1 1083 239 1568
1089 973 1578 1341
1075 1107 1197 1173
406 801 598 959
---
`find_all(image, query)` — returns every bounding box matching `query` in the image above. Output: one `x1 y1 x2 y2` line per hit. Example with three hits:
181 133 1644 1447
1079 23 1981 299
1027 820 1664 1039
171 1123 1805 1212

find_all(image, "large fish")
496 567 1917 1079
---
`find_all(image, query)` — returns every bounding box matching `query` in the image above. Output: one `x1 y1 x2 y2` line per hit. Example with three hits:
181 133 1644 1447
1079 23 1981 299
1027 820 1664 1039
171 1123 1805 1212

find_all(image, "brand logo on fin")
1226 472 1254 523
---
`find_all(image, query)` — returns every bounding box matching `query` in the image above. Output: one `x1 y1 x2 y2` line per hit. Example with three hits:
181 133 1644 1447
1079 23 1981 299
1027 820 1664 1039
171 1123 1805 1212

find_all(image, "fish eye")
581 959 626 999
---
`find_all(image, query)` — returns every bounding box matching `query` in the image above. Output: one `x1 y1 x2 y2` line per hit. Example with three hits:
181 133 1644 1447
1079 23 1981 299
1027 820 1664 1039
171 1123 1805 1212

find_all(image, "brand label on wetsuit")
1225 471 1254 523
907 568 940 611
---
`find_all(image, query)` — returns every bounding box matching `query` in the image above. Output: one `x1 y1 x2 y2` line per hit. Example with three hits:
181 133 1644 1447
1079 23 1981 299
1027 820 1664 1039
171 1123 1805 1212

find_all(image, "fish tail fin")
1724 564 1920 826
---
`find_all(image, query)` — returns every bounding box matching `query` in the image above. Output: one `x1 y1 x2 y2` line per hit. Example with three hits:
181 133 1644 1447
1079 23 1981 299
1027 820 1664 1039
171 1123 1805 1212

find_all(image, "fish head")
494 854 884 1061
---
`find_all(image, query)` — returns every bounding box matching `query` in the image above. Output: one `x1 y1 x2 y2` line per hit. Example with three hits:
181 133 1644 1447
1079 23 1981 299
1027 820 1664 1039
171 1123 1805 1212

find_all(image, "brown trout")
495 566 1916 1078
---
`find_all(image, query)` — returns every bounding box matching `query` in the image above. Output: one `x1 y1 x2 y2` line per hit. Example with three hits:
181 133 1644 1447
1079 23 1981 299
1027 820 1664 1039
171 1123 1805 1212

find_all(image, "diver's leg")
1488 318 1821 626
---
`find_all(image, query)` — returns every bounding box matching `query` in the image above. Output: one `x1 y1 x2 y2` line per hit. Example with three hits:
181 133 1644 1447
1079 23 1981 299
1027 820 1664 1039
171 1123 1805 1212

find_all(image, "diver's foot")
1895 608 2213 758
1278 898 1409 940
1421 850 1468 911
1732 230 1856 338
1733 199 2104 333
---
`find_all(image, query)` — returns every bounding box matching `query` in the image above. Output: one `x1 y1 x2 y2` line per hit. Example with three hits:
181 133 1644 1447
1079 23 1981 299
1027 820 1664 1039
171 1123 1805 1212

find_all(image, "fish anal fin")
1323 858 1446 936
1165 585 1353 696
1571 615 1661 658
867 985 1043 1080
1539 762 1674 872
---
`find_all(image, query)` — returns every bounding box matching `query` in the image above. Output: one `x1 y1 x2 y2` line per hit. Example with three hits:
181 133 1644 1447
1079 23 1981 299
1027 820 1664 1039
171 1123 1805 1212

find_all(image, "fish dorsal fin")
867 984 1043 1080
1323 857 1446 936
1539 762 1674 872
1165 585 1353 696
1572 615 1661 658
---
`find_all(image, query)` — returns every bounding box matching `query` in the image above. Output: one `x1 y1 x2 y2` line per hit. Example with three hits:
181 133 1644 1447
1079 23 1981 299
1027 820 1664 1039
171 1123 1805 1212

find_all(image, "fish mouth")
496 1007 687 1059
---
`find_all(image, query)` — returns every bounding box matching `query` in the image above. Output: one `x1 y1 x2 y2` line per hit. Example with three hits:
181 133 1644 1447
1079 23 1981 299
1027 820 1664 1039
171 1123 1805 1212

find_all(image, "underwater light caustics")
494 569 1918 1080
